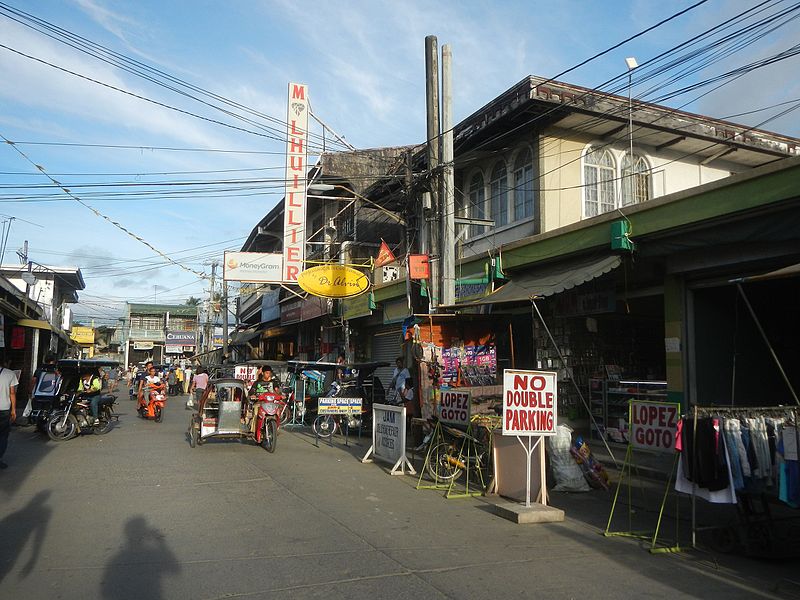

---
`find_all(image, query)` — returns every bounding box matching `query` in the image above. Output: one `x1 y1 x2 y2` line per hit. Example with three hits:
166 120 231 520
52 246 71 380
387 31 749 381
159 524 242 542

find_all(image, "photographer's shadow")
0 490 52 583
101 516 180 600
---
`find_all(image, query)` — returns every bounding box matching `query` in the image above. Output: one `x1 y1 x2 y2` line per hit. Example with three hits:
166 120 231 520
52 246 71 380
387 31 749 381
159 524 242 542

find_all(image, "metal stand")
284 376 307 430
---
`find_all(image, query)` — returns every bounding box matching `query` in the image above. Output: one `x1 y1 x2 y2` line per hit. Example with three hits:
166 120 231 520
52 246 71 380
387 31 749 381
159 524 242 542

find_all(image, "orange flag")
374 240 396 268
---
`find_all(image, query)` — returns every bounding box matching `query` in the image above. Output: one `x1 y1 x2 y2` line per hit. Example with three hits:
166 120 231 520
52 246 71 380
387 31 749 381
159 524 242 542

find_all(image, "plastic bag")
548 425 590 492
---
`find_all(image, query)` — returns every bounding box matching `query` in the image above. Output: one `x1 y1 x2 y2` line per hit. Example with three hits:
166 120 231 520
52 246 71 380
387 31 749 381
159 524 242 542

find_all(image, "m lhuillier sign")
282 82 309 283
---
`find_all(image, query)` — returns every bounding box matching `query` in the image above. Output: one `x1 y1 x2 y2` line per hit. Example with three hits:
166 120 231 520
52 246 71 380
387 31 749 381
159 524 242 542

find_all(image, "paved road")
1 395 799 600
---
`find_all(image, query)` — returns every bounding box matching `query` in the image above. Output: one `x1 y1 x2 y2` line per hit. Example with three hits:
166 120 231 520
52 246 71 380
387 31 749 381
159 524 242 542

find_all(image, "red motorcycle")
253 390 285 452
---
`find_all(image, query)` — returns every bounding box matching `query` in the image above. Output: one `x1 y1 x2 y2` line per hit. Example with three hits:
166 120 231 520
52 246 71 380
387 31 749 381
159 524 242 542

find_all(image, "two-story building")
343 75 800 421
124 303 199 366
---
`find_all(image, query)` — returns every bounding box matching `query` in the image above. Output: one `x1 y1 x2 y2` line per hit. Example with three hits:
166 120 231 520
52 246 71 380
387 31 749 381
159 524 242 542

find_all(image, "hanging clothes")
679 417 730 492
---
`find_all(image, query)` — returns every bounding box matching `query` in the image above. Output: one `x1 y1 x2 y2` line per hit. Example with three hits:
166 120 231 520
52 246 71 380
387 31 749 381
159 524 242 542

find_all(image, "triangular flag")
374 240 396 268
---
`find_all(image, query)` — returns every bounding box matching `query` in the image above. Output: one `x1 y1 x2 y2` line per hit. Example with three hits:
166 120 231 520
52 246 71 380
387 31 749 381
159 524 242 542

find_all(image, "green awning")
464 254 622 306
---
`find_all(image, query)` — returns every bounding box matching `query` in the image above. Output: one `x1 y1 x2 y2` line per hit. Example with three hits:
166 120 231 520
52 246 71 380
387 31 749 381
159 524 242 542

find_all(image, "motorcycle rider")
77 370 103 424
142 365 165 411
136 361 154 408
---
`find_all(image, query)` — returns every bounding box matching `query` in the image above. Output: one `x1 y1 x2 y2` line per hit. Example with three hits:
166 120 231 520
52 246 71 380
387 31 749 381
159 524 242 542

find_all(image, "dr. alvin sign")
297 264 370 299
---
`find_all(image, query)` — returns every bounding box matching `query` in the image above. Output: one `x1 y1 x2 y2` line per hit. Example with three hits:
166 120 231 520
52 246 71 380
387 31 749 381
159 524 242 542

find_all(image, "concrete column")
664 274 686 409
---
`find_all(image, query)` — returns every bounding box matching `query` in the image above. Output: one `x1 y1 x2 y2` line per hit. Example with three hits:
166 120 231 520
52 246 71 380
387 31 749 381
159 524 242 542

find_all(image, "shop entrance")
690 276 800 406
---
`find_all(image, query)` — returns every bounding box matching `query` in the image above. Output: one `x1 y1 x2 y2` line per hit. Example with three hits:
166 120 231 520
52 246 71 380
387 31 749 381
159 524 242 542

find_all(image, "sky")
0 0 798 325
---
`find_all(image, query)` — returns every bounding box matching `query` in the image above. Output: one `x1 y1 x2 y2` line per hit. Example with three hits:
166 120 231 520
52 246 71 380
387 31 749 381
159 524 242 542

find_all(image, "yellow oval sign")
297 264 371 299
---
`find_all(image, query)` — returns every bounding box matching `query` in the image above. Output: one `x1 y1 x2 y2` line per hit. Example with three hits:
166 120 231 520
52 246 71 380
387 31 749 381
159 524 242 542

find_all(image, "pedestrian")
174 365 183 395
188 367 208 410
0 358 20 469
107 365 119 393
167 368 177 396
183 364 193 395
388 357 409 405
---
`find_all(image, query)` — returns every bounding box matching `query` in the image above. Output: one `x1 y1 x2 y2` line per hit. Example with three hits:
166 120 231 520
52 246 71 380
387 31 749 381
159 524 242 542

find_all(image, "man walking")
0 359 20 469
183 364 193 395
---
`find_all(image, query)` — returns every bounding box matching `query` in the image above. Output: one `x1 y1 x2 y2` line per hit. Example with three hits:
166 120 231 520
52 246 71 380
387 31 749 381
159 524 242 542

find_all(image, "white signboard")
234 365 260 387
133 341 154 350
165 345 183 354
630 400 680 453
361 403 415 475
223 251 283 283
438 389 471 427
502 369 557 436
282 82 309 283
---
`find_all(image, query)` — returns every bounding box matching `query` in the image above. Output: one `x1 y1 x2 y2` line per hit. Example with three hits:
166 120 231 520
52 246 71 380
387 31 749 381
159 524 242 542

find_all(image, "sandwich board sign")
361 403 415 475
502 369 558 508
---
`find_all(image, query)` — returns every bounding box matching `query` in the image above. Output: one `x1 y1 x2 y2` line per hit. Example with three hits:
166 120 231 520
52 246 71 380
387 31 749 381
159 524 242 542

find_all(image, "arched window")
468 172 486 238
513 149 535 221
583 147 616 217
621 154 650 206
490 162 508 227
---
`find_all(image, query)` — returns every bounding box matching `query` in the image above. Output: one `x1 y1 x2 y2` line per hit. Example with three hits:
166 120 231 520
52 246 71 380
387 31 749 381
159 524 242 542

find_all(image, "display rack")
589 379 667 441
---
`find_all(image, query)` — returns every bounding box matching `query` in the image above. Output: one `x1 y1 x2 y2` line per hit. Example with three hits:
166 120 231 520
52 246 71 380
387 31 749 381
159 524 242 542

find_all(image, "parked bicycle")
422 415 500 485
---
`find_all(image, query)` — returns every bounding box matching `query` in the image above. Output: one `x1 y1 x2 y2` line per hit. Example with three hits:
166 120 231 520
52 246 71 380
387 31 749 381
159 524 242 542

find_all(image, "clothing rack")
689 405 798 550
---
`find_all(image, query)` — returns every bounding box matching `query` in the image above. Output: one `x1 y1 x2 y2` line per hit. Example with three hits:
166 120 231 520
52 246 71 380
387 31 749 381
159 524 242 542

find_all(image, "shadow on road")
101 516 180 600
0 490 52 583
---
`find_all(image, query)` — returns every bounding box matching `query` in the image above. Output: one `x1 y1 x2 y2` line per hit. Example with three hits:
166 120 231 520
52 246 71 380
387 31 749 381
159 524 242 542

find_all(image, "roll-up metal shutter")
370 326 402 390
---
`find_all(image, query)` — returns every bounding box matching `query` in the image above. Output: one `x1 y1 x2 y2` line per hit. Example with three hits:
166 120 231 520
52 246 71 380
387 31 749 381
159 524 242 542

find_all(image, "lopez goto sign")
283 82 309 283
502 370 557 436
629 400 679 453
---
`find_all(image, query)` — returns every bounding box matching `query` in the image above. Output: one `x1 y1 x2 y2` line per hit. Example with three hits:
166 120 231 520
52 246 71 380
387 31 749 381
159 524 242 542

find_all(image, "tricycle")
45 358 120 441
188 376 284 452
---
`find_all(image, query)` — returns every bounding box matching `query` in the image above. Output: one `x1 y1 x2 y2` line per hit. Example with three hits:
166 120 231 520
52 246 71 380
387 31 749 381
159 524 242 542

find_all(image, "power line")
1 134 209 281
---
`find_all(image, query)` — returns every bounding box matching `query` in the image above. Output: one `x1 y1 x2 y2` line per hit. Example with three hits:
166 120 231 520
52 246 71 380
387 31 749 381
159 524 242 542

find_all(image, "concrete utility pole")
222 283 229 357
207 261 217 354
425 35 441 312
440 44 456 307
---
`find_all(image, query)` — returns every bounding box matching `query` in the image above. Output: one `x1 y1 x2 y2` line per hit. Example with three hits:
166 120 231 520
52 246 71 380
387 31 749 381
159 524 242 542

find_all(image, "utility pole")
222 283 229 358
207 261 217 354
440 44 456 307
404 150 414 314
425 35 441 313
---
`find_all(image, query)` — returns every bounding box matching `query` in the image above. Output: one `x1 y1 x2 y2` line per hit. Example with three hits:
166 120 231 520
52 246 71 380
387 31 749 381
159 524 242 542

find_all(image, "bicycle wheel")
426 442 463 482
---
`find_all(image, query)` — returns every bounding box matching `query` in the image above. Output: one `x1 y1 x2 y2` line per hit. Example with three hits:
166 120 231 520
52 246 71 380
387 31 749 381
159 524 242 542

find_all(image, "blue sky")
1 0 798 324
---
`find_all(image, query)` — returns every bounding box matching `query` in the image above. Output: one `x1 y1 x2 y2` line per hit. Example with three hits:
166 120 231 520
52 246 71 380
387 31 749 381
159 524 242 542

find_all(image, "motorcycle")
46 392 117 441
139 381 167 422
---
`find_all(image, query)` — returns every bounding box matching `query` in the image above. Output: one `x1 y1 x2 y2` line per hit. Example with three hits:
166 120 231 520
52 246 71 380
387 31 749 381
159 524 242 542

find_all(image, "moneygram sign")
223 252 282 283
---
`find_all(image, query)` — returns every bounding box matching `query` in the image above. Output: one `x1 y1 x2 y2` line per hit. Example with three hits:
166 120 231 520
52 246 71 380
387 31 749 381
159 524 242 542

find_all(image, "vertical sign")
283 82 309 283
502 369 557 436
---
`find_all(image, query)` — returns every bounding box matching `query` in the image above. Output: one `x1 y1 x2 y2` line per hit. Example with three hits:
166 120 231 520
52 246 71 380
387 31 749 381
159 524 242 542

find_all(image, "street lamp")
625 57 638 206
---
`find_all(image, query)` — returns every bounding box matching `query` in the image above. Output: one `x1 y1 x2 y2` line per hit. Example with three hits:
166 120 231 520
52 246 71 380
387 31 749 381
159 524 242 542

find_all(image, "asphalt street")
1 394 799 600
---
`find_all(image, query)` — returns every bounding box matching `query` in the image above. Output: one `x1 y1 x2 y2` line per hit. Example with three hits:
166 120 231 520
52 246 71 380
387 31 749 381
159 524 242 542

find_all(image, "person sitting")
261 365 280 392
136 361 153 407
76 370 102 424
142 366 165 410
